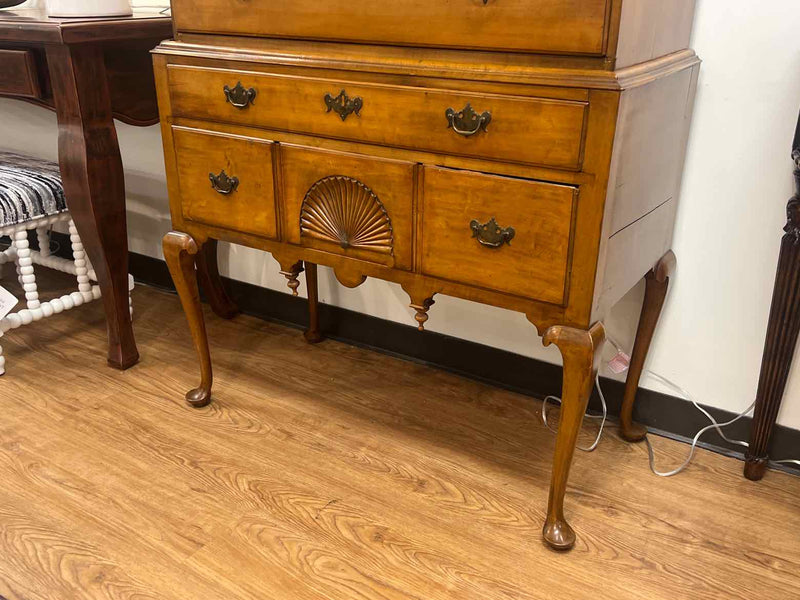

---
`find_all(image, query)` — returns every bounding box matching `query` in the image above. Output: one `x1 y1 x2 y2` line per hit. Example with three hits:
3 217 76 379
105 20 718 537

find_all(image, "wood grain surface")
170 0 609 55
1 268 799 599
0 49 41 99
173 127 279 240
166 64 589 170
421 166 577 305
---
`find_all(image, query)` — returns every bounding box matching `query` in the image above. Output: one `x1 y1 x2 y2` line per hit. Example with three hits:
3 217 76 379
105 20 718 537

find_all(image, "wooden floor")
1 269 799 600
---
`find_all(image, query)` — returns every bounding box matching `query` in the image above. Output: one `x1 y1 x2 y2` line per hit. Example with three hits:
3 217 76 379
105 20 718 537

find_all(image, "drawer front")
421 167 575 304
168 65 588 170
280 145 415 270
0 49 41 99
173 127 278 239
172 0 608 56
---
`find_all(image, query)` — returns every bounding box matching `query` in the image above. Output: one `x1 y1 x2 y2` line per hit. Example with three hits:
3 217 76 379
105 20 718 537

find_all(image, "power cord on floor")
542 375 608 452
542 335 800 476
640 370 753 476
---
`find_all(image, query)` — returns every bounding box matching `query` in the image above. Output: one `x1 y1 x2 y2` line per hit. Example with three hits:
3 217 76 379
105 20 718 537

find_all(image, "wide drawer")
172 127 278 239
168 65 588 170
172 0 608 56
421 166 576 305
0 49 41 99
280 144 415 270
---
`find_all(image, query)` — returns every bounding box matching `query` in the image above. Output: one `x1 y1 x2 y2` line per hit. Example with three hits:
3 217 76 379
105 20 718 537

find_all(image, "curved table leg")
163 231 212 408
303 262 324 343
196 239 239 319
541 322 605 550
46 43 138 370
619 251 676 442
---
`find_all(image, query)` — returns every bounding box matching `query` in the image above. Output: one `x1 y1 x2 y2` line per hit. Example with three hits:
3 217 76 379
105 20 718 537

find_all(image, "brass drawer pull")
209 170 239 195
324 89 363 121
224 81 256 109
446 103 491 137
470 217 515 248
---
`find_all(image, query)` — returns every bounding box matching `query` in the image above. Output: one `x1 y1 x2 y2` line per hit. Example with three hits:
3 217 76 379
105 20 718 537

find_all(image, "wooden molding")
154 40 698 91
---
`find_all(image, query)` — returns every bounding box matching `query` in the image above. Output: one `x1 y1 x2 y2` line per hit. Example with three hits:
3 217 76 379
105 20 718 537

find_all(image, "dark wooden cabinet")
155 0 699 550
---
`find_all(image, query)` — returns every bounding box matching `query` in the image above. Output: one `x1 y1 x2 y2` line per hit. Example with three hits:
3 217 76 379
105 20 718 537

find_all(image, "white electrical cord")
542 336 800 476
542 375 608 452
641 370 753 477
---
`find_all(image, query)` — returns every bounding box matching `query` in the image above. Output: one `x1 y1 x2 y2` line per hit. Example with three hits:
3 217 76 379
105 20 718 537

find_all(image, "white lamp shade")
46 0 132 17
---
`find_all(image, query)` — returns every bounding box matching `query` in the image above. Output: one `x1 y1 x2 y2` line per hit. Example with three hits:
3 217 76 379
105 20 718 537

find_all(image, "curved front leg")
163 231 213 408
46 44 138 370
541 322 605 550
620 251 675 441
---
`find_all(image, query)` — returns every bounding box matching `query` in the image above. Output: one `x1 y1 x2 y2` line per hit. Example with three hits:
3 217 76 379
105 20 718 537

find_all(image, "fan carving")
300 175 394 254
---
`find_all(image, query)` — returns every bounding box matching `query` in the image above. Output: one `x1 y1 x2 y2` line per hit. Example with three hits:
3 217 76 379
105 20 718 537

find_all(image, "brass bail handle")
445 103 492 137
224 82 257 109
209 170 239 195
470 217 515 248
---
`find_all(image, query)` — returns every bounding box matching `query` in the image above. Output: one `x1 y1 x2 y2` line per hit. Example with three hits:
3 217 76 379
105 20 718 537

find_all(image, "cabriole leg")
620 251 676 441
196 238 239 319
163 231 212 408
304 261 324 344
541 322 605 550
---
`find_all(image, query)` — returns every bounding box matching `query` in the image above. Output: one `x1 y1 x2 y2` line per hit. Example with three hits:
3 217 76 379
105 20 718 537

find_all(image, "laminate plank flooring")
0 268 798 600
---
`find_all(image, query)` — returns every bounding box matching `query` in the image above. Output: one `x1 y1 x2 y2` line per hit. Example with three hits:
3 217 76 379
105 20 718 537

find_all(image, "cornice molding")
153 40 698 91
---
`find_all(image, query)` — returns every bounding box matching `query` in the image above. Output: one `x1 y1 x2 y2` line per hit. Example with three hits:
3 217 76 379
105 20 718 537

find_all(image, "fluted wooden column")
744 151 800 480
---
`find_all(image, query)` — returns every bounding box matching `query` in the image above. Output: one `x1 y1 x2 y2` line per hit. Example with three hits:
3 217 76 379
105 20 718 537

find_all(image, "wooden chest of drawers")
155 0 699 550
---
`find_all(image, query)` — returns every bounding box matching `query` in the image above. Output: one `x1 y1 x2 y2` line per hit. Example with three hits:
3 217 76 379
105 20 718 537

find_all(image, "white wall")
2 1 800 429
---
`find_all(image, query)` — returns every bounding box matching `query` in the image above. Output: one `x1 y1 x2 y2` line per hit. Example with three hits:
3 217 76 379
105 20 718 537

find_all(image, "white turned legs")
0 213 132 375
69 220 95 304
36 227 50 258
13 229 41 313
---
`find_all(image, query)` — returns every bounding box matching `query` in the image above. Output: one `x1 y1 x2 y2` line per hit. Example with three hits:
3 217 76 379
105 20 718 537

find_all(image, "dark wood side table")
0 8 171 369
744 111 800 480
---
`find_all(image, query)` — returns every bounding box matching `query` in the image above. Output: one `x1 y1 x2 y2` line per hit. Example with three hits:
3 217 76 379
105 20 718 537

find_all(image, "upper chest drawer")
167 65 588 170
171 0 609 56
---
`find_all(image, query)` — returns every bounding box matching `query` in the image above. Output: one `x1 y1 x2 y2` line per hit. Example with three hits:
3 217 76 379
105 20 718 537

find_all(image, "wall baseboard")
47 232 800 477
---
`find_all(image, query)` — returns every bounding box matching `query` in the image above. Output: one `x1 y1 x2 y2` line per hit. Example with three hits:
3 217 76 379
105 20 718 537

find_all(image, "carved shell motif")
300 176 394 254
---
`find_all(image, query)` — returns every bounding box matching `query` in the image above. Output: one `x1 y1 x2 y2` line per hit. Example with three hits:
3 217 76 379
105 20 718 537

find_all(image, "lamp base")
46 0 132 17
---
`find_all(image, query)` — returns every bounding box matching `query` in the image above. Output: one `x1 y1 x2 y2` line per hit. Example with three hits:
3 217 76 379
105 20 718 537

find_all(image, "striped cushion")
0 151 67 228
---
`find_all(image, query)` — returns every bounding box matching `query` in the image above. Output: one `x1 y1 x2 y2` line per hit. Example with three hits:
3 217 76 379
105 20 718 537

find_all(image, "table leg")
303 262 324 343
620 251 676 441
163 231 212 408
744 192 800 480
196 239 239 319
541 322 605 550
45 44 138 370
